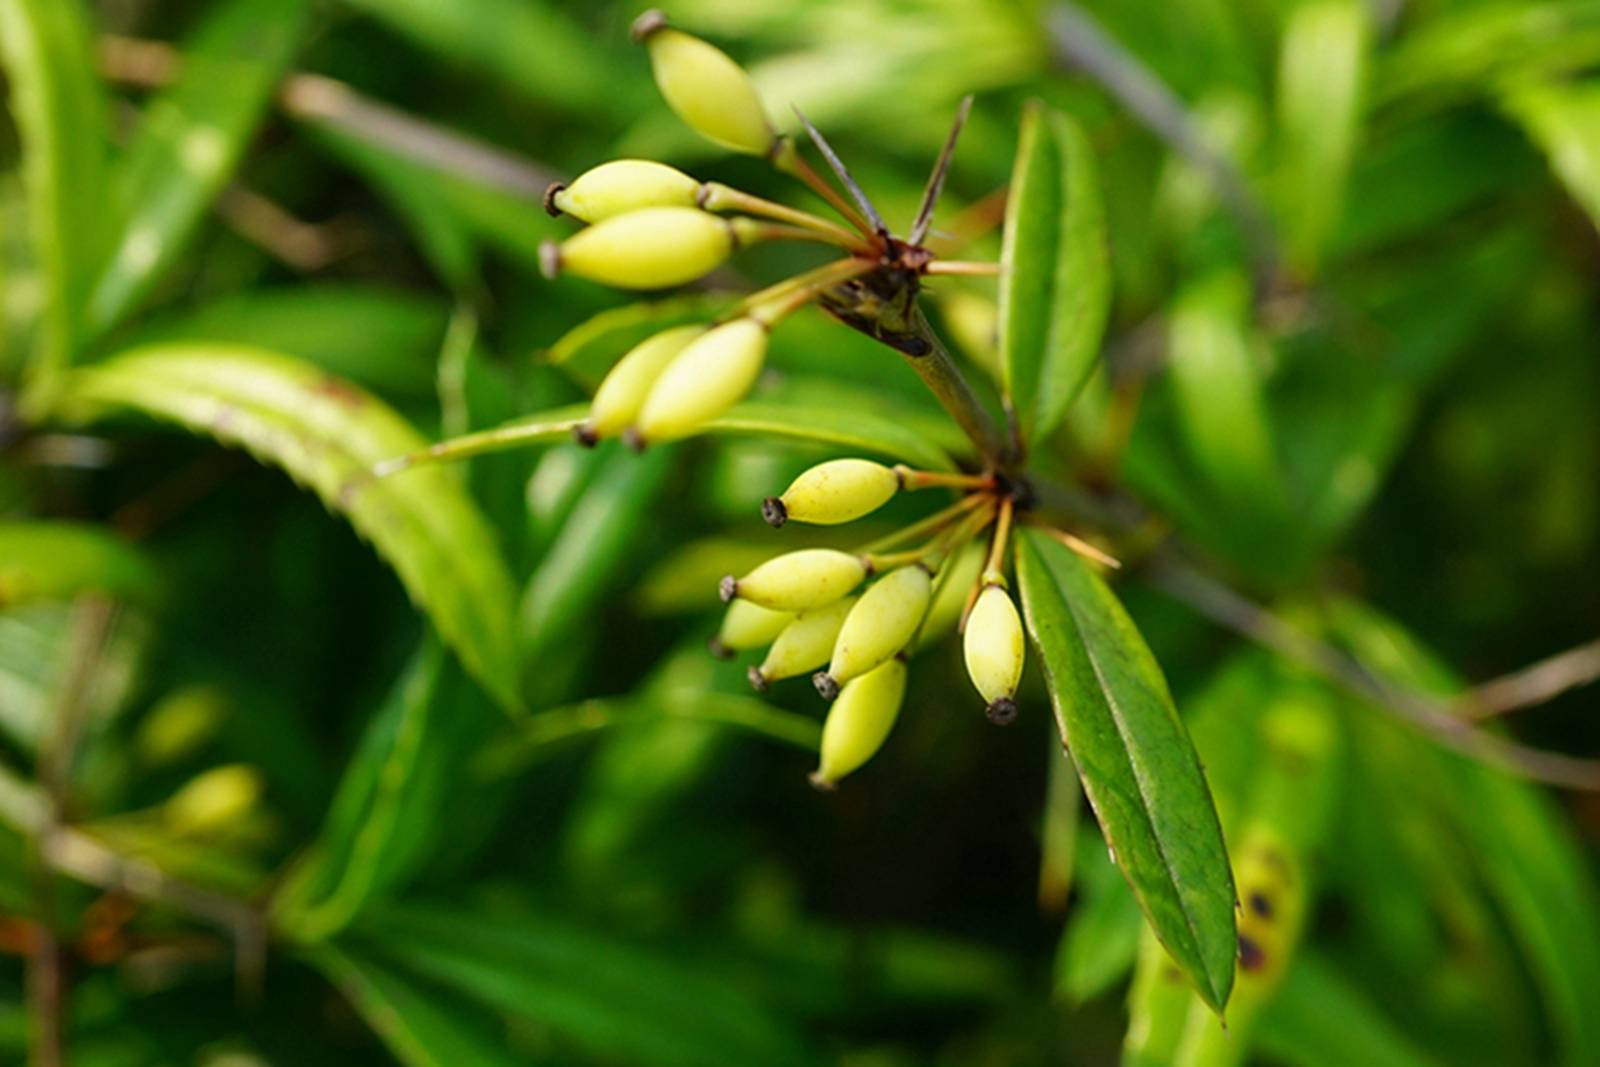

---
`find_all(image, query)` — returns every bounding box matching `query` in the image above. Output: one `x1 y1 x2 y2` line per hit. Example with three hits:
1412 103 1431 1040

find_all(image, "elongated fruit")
750 595 855 690
633 11 776 157
585 324 703 441
164 764 262 836
636 318 768 442
710 598 793 658
816 565 931 698
547 160 700 222
721 548 866 612
763 458 900 527
812 658 907 788
964 584 1024 724
541 207 759 289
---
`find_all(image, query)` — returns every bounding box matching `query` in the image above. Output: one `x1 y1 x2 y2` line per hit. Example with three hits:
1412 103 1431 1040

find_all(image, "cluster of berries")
711 458 1027 787
540 11 981 450
537 12 1047 786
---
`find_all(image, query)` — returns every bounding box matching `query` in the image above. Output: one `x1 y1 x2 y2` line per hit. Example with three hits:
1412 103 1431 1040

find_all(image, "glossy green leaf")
0 521 160 607
362 902 820 1067
1275 0 1369 275
1505 78 1600 233
89 0 311 332
1256 954 1438 1067
0 0 110 408
1015 528 1235 1011
998 102 1110 443
308 944 519 1067
59 345 522 711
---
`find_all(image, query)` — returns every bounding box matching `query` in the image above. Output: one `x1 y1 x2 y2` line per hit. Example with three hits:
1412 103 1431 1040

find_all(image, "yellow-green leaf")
60 345 522 711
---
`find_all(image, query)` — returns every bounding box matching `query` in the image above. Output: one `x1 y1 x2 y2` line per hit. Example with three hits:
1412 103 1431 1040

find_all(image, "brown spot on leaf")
1238 935 1266 972
313 375 366 408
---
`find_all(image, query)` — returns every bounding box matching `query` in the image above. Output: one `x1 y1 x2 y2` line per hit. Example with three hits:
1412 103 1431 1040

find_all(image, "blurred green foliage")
1 0 1598 1064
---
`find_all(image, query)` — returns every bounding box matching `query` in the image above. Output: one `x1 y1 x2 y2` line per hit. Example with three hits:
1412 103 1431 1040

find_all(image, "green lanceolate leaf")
1505 78 1600 234
1256 953 1438 1067
59 345 522 711
276 641 454 940
1275 0 1369 276
1166 270 1284 527
521 444 672 669
307 944 519 1067
360 902 820 1067
0 0 111 410
1331 599 1600 1066
998 101 1110 445
0 521 161 607
89 0 312 332
1015 527 1235 1011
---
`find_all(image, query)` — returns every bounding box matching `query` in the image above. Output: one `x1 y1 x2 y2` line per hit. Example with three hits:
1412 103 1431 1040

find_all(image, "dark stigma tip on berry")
985 697 1018 726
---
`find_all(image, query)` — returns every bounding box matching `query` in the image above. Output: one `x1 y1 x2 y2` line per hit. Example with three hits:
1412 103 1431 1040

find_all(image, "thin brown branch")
1045 3 1282 293
1143 553 1600 791
25 903 64 1067
99 36 559 198
1458 637 1600 720
214 184 356 271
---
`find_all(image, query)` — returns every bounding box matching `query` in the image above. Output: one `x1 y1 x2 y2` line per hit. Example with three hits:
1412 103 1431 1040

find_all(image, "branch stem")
905 307 1013 472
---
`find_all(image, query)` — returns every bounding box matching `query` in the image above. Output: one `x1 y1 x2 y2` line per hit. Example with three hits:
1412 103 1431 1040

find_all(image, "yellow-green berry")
635 318 768 443
710 598 793 658
547 160 701 222
584 324 703 442
749 595 855 690
816 564 932 698
164 764 263 836
540 207 746 289
633 11 776 157
763 458 900 527
811 658 907 788
964 584 1024 724
721 548 867 613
